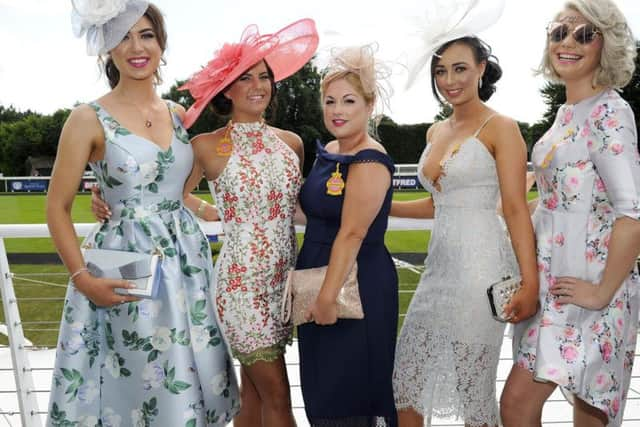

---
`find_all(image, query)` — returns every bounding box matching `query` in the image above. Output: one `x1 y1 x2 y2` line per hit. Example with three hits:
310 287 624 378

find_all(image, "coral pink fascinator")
180 18 319 129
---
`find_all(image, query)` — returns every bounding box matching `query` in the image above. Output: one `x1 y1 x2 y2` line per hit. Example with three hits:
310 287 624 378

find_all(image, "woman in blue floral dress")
46 2 238 425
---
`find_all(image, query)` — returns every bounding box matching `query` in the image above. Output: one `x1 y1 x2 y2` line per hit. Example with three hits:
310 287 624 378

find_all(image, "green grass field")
0 190 536 346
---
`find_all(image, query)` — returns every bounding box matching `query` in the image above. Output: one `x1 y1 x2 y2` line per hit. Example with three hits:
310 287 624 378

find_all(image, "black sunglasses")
547 22 601 45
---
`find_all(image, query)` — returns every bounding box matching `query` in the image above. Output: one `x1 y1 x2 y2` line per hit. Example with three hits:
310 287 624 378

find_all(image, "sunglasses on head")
547 22 601 45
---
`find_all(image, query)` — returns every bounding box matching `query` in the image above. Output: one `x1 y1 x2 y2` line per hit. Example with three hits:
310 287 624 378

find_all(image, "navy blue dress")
297 142 398 427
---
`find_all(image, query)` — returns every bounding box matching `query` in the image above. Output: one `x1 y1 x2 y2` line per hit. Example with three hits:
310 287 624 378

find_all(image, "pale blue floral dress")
47 101 239 427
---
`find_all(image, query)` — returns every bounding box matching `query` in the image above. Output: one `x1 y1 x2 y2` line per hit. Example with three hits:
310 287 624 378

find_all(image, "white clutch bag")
82 248 163 299
486 276 521 322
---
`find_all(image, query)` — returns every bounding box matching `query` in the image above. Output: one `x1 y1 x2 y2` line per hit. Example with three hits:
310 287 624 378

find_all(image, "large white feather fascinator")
324 44 393 119
406 0 505 88
71 0 149 55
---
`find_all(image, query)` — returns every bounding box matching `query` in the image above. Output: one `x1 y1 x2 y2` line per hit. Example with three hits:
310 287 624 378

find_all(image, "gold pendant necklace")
121 99 155 128
216 120 233 156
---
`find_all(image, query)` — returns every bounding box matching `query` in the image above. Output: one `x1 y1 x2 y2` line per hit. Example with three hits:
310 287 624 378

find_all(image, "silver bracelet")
70 267 89 283
197 200 207 218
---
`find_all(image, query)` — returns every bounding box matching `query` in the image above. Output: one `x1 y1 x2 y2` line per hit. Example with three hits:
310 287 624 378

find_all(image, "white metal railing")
0 238 41 427
9 220 637 426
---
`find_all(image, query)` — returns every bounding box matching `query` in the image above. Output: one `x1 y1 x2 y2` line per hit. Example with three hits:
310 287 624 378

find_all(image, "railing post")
0 237 43 427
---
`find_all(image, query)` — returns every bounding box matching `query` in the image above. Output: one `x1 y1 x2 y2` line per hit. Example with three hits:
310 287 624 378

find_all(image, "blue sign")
10 179 49 192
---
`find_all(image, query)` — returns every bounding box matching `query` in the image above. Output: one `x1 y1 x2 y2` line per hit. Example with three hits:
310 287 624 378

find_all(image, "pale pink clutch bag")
281 263 364 326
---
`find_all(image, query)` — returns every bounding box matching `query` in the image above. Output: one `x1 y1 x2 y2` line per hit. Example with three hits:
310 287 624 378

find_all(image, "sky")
0 0 639 126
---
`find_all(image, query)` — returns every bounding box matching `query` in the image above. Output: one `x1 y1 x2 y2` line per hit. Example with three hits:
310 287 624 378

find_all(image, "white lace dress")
393 131 519 426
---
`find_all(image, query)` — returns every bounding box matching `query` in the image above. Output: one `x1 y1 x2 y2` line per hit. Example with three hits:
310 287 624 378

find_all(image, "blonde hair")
320 45 391 113
537 0 636 89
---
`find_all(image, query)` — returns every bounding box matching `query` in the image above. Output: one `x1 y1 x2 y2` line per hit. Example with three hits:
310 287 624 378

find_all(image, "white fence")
0 165 422 193
3 221 640 426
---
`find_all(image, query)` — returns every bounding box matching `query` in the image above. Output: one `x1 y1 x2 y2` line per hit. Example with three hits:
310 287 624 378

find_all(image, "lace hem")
395 403 497 427
233 337 290 365
393 319 501 426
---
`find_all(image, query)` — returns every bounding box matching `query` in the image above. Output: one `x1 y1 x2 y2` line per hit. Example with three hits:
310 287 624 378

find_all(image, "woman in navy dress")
296 46 398 427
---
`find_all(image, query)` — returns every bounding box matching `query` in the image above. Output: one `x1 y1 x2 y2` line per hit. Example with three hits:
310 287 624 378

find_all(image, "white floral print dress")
513 89 640 425
210 121 301 365
47 101 239 427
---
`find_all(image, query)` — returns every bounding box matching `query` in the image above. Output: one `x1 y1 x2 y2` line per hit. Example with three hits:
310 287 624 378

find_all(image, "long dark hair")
210 60 278 117
430 36 502 106
102 3 167 89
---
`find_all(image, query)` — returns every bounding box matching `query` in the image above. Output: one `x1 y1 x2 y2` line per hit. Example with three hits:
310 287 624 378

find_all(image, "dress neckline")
561 88 609 110
315 140 389 162
420 137 494 192
92 101 177 153
231 120 267 133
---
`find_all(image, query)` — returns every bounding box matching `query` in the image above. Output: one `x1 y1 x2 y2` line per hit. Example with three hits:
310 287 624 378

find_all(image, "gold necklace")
121 100 155 128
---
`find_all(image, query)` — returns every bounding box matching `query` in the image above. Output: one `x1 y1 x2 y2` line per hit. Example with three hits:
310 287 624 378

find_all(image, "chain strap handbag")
487 276 522 322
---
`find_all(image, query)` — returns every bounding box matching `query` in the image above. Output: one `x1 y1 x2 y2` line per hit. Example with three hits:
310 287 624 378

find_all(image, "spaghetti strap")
473 113 498 137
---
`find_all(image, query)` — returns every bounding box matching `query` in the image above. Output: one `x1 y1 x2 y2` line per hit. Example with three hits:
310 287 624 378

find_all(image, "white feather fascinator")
71 0 149 55
406 0 505 88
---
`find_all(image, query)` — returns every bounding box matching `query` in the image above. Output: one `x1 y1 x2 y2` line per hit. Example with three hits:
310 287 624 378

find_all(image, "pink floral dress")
210 121 301 365
514 89 640 425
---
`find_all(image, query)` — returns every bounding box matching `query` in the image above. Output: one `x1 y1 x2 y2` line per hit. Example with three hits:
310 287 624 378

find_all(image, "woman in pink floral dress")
180 20 318 427
501 1 640 426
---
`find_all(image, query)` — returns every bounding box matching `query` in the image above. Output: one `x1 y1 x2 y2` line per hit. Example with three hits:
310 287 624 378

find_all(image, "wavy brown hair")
100 3 167 89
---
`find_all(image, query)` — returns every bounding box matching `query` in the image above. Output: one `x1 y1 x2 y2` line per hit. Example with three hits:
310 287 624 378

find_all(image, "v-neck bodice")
418 137 499 210
89 101 194 220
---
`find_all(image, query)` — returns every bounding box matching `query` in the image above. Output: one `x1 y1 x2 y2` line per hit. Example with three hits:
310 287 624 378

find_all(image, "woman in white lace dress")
391 36 540 427
501 1 640 426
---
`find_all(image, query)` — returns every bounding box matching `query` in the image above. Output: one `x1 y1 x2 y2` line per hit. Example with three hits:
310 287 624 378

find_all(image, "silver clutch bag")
82 248 163 299
281 263 364 326
487 276 521 322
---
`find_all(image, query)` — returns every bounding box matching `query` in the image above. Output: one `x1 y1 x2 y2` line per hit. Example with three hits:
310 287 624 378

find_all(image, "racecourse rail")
2 221 640 426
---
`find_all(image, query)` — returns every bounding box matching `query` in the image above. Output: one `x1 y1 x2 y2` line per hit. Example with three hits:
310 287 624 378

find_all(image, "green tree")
0 109 70 175
0 105 34 123
377 116 430 164
516 121 534 160
621 42 640 150
434 104 453 121
272 61 329 175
